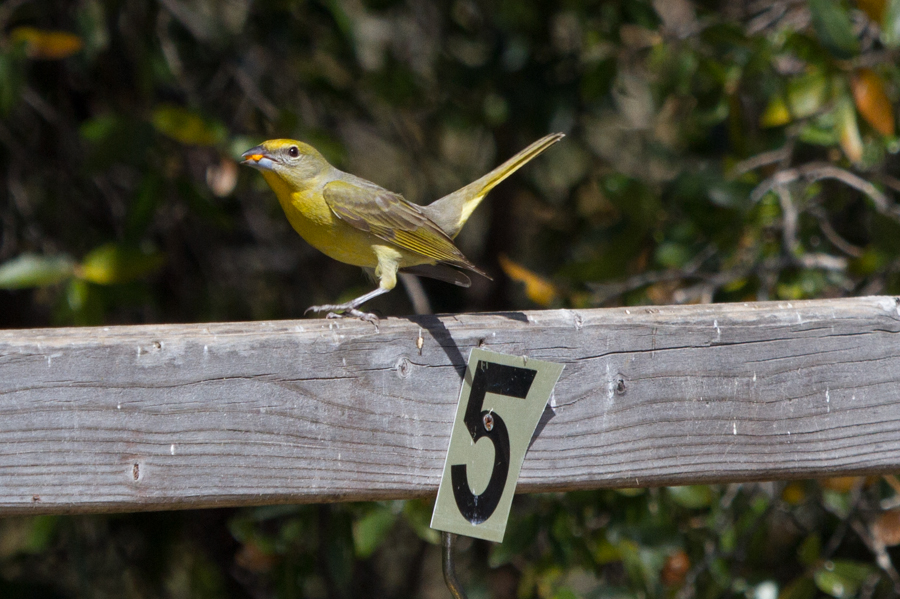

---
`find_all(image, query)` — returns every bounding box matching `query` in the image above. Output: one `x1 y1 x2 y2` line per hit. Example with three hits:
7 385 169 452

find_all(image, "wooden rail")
1 296 899 515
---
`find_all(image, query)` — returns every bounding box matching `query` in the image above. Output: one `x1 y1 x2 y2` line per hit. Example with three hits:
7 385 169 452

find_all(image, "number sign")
431 349 564 542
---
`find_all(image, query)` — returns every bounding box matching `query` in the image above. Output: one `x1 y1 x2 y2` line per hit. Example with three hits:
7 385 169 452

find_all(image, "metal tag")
430 348 564 542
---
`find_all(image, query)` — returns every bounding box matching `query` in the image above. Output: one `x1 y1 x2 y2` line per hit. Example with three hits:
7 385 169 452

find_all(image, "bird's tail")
422 133 564 238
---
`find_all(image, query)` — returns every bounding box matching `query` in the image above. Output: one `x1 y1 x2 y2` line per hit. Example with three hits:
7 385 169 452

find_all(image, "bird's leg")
305 246 400 325
304 286 388 323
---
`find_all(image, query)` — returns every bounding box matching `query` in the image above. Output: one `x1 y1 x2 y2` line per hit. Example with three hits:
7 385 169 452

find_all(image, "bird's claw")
304 304 333 315
305 304 379 329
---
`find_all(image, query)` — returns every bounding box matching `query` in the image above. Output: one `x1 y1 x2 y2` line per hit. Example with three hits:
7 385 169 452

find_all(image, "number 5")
450 360 537 524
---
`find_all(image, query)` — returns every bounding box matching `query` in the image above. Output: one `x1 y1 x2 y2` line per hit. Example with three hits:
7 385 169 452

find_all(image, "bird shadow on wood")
402 311 531 378
403 314 468 378
530 404 556 450
402 313 556 447
473 311 531 323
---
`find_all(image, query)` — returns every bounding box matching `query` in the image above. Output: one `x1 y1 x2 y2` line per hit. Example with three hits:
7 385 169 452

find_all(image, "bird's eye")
288 146 300 158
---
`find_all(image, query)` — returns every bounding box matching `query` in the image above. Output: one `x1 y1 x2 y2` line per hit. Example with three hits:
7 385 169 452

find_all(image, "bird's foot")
325 309 380 324
305 304 380 328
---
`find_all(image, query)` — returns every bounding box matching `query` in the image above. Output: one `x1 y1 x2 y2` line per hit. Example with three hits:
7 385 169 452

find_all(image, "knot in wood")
395 357 412 379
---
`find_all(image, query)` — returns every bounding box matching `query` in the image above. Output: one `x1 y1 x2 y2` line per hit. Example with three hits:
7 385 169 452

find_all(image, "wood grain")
1 296 899 515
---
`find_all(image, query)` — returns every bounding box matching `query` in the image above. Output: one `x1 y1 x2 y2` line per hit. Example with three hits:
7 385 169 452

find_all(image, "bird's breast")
278 189 388 268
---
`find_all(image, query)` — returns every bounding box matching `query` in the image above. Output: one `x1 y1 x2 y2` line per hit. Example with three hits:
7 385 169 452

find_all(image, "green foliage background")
2 0 900 597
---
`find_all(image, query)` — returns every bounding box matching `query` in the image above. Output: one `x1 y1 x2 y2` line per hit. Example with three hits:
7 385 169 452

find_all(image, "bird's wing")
401 264 472 287
323 179 488 277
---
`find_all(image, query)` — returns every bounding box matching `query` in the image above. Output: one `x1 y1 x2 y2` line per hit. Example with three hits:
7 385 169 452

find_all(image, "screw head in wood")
483 413 494 431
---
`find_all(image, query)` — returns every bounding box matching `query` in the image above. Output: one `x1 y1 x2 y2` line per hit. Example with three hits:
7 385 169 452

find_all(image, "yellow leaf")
760 71 830 127
781 482 806 505
498 254 558 307
10 27 83 60
151 104 226 146
836 95 864 163
77 244 165 285
760 96 792 127
851 68 896 136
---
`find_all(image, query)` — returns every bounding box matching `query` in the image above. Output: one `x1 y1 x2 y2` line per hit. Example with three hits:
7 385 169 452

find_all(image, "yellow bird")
241 133 563 321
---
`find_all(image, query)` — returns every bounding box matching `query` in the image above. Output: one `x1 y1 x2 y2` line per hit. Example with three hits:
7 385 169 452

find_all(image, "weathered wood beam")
1 296 899 515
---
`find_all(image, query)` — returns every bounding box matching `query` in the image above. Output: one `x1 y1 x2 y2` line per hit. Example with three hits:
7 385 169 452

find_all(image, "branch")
730 145 793 177
808 205 864 258
775 185 799 255
751 162 894 218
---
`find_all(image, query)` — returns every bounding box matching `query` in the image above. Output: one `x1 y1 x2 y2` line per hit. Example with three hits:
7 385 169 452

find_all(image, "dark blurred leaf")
0 49 25 115
79 114 155 170
593 537 622 565
799 114 843 146
654 242 691 268
65 278 90 313
667 485 714 509
618 537 669 592
625 0 663 29
709 179 754 209
125 175 163 240
808 0 860 58
491 509 541 567
79 113 119 141
177 178 233 229
401 499 440 544
151 105 227 146
77 244 165 285
797 533 821 566
580 58 617 103
822 489 853 518
24 516 58 553
352 504 396 558
323 507 355 597
849 248 889 276
0 254 75 289
760 71 830 127
835 91 864 163
781 576 818 599
777 270 828 300
881 0 900 46
0 516 59 558
62 278 104 325
814 560 875 598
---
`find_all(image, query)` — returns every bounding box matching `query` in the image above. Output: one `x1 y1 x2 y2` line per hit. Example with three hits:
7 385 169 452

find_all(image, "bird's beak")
241 146 276 171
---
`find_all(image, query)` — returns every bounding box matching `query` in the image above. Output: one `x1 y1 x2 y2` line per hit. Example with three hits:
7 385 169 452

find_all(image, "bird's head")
241 140 332 188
